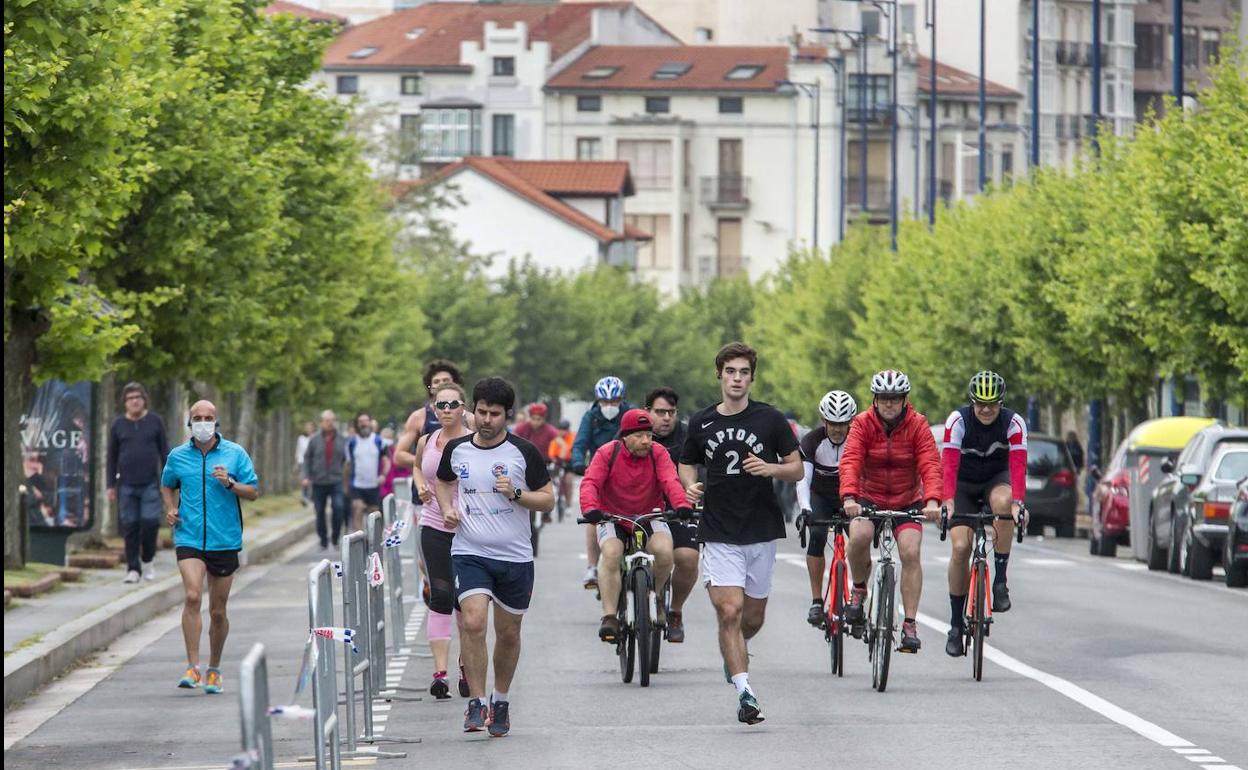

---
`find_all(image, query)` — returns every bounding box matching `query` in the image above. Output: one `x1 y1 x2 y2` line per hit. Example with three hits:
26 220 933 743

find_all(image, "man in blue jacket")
571 376 632 589
161 400 260 695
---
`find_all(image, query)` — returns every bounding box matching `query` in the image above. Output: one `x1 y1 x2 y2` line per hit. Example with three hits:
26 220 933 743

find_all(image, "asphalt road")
4 518 1245 770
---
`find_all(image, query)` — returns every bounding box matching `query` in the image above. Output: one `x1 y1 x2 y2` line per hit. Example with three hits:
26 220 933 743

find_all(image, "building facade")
1133 0 1243 119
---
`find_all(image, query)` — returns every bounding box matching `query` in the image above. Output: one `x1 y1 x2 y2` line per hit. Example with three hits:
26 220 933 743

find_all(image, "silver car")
1173 441 1248 580
1148 425 1248 574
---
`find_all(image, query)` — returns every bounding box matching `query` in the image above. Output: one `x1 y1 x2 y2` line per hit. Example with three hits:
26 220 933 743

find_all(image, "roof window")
652 62 691 80
349 46 379 59
583 65 620 80
725 64 764 80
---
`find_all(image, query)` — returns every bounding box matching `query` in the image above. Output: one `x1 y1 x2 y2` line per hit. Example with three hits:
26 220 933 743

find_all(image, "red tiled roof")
916 55 1021 99
323 2 641 71
440 157 644 243
262 1 346 24
546 45 790 92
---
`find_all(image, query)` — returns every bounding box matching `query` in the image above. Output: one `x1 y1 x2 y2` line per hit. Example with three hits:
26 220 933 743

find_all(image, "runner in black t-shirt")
678 342 801 727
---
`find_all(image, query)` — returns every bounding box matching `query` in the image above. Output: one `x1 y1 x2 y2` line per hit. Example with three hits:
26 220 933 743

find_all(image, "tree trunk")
4 302 49 569
235 375 258 453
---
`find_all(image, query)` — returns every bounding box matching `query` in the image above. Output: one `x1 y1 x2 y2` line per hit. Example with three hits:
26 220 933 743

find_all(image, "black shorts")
669 520 699 551
952 469 1013 524
350 486 381 507
175 547 240 577
805 492 842 557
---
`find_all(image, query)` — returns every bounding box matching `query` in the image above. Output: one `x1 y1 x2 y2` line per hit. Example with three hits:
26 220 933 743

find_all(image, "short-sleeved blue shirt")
161 434 259 551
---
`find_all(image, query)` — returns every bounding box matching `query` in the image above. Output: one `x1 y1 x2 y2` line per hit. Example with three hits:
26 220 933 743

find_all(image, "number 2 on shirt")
724 450 741 475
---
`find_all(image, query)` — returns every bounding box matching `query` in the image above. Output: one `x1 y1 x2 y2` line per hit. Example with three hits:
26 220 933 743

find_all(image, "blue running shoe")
737 690 764 725
488 699 510 737
464 698 487 732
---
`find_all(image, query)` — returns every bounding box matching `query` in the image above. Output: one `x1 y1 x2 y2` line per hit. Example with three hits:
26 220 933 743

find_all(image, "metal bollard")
238 643 275 770
382 495 408 654
304 560 342 770
338 533 406 759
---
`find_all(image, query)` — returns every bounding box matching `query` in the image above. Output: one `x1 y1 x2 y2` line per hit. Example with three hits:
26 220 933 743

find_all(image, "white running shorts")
701 541 778 599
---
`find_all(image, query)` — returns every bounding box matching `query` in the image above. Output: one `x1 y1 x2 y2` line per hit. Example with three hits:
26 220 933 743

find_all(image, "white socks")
730 673 752 696
492 689 509 704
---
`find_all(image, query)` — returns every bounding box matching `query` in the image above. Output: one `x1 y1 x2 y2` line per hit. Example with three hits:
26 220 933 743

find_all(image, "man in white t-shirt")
436 377 554 738
344 411 390 532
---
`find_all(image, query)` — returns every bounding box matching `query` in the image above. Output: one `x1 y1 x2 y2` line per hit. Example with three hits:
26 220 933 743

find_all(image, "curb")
3 512 314 712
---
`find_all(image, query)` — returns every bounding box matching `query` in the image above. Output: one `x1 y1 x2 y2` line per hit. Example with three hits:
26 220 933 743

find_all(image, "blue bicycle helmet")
594 376 625 400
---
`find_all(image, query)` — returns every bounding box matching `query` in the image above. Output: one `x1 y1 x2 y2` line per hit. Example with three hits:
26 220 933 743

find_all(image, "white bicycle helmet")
818 390 857 423
594 376 625 400
870 369 911 396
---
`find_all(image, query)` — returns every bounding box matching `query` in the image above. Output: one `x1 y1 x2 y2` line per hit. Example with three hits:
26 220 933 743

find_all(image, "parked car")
1090 438 1131 556
1148 425 1248 573
1173 443 1248 580
1224 479 1248 588
1024 433 1078 537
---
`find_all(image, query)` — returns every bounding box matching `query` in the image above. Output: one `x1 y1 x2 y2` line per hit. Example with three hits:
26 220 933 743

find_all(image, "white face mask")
190 421 216 442
600 404 620 421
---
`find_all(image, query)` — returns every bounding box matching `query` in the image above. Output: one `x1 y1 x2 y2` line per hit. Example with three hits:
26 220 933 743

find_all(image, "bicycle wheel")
829 560 846 677
972 563 986 682
618 583 634 684
650 580 669 675
633 569 653 687
872 564 895 693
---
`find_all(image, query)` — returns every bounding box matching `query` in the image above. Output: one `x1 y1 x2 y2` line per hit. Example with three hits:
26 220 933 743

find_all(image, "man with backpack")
344 411 391 532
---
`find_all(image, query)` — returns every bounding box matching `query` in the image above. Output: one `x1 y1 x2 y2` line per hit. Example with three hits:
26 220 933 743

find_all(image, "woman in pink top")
413 383 472 699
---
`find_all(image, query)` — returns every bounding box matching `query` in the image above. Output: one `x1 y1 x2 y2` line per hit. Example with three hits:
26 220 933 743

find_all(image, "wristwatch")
511 487 523 501
226 478 236 490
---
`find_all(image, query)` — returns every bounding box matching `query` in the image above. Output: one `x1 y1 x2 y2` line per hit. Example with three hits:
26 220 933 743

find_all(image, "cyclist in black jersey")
795 390 857 627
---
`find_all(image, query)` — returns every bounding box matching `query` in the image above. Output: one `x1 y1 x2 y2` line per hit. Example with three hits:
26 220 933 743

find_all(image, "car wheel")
1186 531 1214 580
1226 560 1248 588
1146 514 1167 571
1166 515 1183 574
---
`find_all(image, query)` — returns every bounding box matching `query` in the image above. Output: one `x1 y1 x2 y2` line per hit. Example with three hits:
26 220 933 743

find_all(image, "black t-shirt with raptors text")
680 400 799 545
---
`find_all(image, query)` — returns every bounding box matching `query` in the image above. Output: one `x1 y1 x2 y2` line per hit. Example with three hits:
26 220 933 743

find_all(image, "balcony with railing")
700 176 750 209
845 176 891 211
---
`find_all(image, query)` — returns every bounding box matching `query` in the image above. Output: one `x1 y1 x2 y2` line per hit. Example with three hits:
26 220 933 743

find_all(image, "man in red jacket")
839 369 943 653
580 409 692 644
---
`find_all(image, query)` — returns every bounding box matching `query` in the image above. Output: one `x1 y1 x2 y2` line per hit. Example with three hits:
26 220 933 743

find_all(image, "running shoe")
737 690 764 725
204 668 223 694
993 581 1011 613
582 565 598 590
141 561 156 581
666 610 685 643
487 699 510 737
845 586 867 625
430 673 450 700
945 627 965 657
899 620 921 653
463 698 488 732
177 666 202 689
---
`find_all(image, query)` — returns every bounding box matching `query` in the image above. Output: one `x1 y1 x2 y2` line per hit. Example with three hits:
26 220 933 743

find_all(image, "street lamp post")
926 0 937 226
811 27 867 240
1091 0 1101 153
897 105 921 218
978 0 987 192
778 79 822 249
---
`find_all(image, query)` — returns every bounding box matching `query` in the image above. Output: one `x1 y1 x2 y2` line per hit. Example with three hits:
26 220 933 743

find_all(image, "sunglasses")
435 400 463 411
652 408 677 417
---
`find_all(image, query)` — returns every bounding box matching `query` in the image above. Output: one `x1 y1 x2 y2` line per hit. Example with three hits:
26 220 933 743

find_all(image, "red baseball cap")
619 408 654 437
527 402 548 417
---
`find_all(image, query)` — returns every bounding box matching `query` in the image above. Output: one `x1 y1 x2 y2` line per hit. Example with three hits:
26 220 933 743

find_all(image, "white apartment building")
567 0 823 45
312 2 678 179
914 0 1137 168
544 45 841 295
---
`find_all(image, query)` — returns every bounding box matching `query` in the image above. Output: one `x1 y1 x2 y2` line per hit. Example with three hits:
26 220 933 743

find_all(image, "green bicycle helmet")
968 371 1006 403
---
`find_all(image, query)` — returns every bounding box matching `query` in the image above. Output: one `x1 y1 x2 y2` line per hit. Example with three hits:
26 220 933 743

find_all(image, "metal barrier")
382 495 409 654
307 560 342 770
365 510 423 700
338 533 407 759
238 643 275 770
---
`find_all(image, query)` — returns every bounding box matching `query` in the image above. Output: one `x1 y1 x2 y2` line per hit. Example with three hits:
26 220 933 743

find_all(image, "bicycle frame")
864 517 901 644
821 521 851 631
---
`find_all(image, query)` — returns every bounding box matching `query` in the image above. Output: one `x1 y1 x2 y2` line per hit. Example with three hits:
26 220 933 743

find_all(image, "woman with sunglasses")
413 383 472 698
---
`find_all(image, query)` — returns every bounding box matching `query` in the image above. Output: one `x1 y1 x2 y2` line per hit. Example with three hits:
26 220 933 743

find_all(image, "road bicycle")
576 509 694 687
799 512 853 677
940 504 1026 681
856 507 924 693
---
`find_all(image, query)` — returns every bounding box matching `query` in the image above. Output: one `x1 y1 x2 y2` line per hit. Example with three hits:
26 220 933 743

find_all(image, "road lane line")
1177 749 1213 754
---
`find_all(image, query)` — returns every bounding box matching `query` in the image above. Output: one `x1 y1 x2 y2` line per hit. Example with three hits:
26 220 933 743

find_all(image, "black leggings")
420 526 456 615
805 492 841 557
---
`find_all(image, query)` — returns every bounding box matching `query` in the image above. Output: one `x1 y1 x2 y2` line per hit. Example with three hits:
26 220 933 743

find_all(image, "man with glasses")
940 371 1027 656
796 390 856 628
839 369 943 654
646 386 696 642
107 382 171 583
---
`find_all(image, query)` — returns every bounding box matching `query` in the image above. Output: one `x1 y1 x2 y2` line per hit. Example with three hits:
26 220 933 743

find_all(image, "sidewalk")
3 501 316 711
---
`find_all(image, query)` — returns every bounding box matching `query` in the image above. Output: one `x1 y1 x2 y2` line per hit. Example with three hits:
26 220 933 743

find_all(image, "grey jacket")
303 430 348 485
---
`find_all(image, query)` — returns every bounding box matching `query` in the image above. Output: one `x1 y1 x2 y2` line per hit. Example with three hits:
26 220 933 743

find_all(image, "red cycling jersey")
839 406 943 509
579 440 689 518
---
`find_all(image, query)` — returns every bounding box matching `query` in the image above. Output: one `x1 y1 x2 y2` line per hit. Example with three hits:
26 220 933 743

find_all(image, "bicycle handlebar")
576 509 697 526
938 505 1028 543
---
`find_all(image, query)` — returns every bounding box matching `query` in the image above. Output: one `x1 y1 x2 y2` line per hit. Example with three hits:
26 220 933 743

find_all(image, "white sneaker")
123 570 141 584
142 562 156 581
582 565 598 589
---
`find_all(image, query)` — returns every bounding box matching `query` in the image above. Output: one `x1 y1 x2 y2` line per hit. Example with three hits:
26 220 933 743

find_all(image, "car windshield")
1211 450 1248 482
1028 439 1070 475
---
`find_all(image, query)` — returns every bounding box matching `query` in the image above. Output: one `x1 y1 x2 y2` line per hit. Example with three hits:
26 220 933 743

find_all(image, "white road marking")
1113 562 1148 571
1021 558 1075 567
1177 749 1213 755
